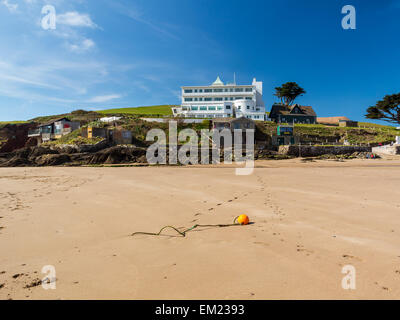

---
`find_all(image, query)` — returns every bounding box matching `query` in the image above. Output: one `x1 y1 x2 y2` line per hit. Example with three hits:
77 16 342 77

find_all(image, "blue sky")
0 0 400 122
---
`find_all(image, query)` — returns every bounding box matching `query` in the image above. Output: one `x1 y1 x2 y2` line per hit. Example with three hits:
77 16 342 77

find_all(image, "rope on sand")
131 216 242 238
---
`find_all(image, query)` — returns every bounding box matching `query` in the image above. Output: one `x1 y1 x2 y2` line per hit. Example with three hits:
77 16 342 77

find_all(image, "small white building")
172 76 266 121
99 116 122 123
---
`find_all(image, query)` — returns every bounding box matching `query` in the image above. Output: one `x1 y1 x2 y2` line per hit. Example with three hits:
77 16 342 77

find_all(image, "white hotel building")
172 77 266 121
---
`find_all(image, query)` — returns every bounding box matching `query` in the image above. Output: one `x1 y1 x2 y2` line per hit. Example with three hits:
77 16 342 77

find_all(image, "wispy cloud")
108 1 180 40
87 94 122 103
57 11 98 29
68 38 96 52
1 0 18 12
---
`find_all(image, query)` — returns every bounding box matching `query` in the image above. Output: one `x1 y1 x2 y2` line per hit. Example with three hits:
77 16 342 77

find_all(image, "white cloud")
57 11 98 28
68 38 95 52
2 0 18 12
108 2 179 40
87 94 122 103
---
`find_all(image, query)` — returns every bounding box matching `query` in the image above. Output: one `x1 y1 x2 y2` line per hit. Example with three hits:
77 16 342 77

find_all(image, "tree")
365 93 400 125
274 82 306 106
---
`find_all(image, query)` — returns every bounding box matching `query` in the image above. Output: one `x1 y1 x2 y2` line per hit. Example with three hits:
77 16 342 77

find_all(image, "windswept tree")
274 82 306 106
365 93 400 125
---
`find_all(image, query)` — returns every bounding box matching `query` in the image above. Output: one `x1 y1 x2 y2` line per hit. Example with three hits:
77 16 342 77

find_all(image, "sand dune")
1 158 400 299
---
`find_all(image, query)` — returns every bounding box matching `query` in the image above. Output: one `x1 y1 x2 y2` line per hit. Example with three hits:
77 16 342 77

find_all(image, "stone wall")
372 145 400 155
278 145 372 157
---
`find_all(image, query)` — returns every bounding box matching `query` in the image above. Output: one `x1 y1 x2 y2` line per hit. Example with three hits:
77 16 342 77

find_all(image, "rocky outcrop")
88 146 147 164
50 139 109 154
0 123 37 153
278 145 372 157
0 144 148 167
35 154 71 166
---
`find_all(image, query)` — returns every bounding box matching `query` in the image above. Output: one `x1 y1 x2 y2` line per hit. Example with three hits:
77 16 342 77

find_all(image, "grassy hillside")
98 105 174 116
0 121 28 128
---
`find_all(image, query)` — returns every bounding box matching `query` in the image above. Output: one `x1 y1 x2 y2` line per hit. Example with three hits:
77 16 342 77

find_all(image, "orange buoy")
237 214 249 225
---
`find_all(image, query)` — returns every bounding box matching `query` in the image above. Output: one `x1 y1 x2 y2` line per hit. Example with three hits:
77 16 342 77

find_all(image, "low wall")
278 145 372 157
372 145 400 155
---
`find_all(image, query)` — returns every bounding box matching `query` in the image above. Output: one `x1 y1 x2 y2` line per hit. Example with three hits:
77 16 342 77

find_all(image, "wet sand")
1 158 400 299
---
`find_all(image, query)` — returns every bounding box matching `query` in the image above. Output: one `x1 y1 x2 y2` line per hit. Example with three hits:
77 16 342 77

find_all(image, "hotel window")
234 88 244 92
213 89 223 92
245 97 252 100
247 106 250 110
194 89 198 93
199 98 203 101
204 89 212 93
224 97 228 100
217 106 223 110
245 88 252 92
200 106 207 111
191 106 198 111
235 97 243 100
204 98 212 101
182 107 188 111
184 89 192 93
238 106 241 110
214 97 223 101
194 98 198 101
208 106 216 111
230 97 234 101
226 106 231 110
184 98 193 101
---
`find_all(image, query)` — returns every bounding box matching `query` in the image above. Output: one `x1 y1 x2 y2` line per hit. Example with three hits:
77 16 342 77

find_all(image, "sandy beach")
1 158 400 300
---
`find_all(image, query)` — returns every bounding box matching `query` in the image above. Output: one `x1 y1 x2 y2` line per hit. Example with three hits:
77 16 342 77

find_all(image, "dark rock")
0 156 31 167
88 146 147 164
28 146 59 158
0 123 37 153
35 154 70 166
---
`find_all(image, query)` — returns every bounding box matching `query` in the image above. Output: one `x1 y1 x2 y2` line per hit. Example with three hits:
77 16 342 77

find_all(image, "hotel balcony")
182 91 254 97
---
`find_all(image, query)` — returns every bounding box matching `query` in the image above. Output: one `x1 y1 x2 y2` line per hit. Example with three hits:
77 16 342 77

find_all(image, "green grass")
255 121 399 146
98 105 175 116
0 121 27 124
0 121 29 130
0 120 28 128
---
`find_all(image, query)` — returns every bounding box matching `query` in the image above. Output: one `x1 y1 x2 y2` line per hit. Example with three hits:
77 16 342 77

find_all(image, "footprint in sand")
374 282 389 291
254 242 269 247
342 254 362 262
296 245 313 256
